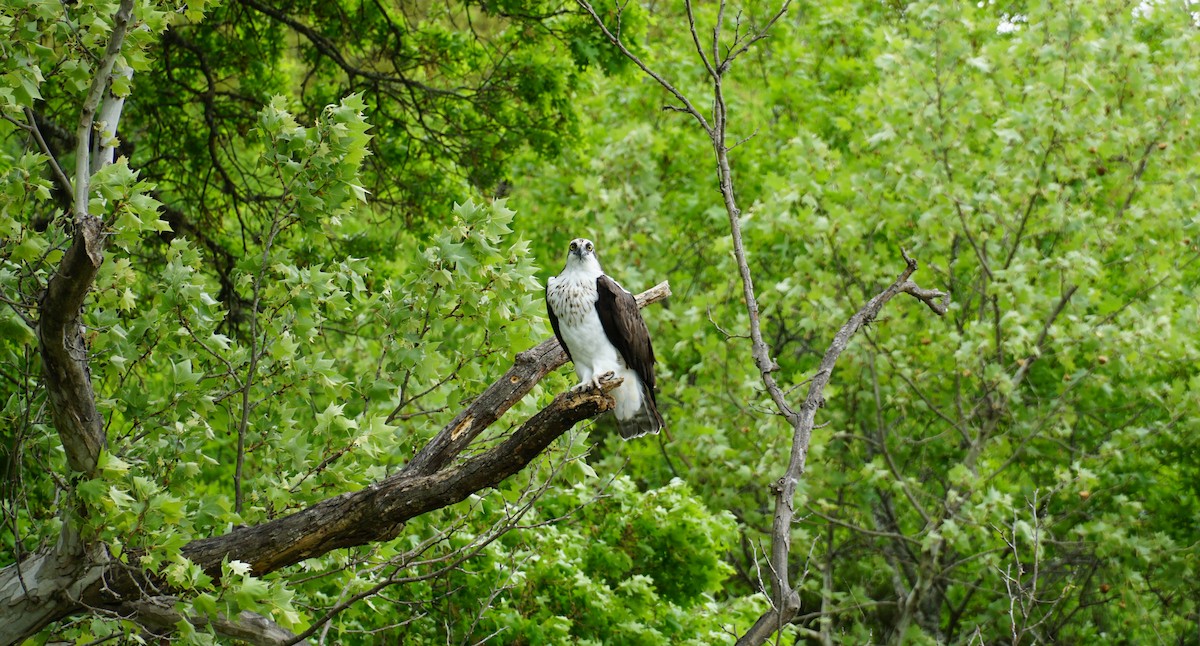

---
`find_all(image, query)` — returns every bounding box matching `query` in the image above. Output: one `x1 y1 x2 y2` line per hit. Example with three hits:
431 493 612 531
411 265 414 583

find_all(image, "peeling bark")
39 0 135 478
176 374 621 578
11 3 135 639
4 278 668 642
0 543 107 644
38 215 108 476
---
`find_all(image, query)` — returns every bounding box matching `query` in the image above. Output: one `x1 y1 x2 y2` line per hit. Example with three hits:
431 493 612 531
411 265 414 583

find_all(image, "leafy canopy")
1 0 1198 643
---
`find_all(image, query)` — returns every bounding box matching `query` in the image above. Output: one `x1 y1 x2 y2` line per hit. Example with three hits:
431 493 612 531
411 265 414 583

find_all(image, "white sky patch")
981 0 1199 32
977 0 1025 33
1133 0 1200 24
997 14 1026 33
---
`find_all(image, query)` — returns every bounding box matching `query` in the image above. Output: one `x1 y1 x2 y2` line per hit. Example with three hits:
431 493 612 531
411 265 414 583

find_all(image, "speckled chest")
547 274 599 327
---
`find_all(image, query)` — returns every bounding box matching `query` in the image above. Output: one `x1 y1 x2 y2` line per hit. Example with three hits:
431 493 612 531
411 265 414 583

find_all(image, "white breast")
548 272 623 380
548 267 645 420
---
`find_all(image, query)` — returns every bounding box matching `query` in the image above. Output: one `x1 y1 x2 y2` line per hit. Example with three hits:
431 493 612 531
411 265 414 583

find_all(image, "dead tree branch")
125 598 307 646
571 3 949 642
737 254 947 646
176 376 621 578
12 9 141 642
3 282 668 643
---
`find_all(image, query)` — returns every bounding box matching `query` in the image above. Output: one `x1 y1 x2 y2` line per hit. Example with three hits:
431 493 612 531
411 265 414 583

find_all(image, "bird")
546 237 665 439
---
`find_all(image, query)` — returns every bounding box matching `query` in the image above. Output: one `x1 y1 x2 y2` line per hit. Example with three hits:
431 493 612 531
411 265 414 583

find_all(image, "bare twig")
22 107 73 197
684 0 717 79
899 279 951 315
574 0 712 134
574 5 949 643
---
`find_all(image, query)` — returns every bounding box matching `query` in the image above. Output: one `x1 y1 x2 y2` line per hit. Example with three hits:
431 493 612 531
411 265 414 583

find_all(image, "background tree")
518 0 1199 643
3 0 1198 643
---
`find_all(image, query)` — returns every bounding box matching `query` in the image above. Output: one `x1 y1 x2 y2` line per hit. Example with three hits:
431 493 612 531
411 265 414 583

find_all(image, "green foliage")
299 473 754 645
513 0 1200 642
2 0 1198 642
113 0 602 229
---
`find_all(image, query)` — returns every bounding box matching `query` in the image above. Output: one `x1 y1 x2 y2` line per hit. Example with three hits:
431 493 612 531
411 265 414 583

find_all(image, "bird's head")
565 238 603 273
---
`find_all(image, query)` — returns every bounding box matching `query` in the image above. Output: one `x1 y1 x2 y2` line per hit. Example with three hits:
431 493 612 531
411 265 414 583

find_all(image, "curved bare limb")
2 282 668 644
737 255 947 646
570 4 951 643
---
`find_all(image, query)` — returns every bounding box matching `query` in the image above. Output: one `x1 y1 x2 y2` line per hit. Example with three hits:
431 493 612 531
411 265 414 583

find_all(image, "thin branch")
235 216 287 515
712 0 726 68
708 304 750 340
684 0 717 79
866 334 971 445
573 0 712 134
22 107 73 197
74 0 135 220
866 355 932 527
1114 140 1157 221
719 1 790 70
235 0 463 97
1002 133 1058 270
1011 284 1078 389
899 278 951 315
947 195 993 280
803 504 922 545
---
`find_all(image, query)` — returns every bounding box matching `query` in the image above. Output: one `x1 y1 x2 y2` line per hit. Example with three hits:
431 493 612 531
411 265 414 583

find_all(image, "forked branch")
737 254 947 646
2 282 670 644
573 4 949 643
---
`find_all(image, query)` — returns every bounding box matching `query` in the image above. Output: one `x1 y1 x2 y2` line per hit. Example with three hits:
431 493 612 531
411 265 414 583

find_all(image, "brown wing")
595 275 657 403
546 288 572 362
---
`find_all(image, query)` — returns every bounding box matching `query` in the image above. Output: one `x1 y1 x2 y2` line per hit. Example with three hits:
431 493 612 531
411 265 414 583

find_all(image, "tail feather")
616 382 665 440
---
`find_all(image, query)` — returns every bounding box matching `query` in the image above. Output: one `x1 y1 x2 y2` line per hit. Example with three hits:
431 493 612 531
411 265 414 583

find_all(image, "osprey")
546 238 665 439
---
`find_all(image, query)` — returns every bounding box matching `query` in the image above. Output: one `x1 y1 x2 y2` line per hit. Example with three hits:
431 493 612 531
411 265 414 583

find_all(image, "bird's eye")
569 241 577 251
585 242 593 251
